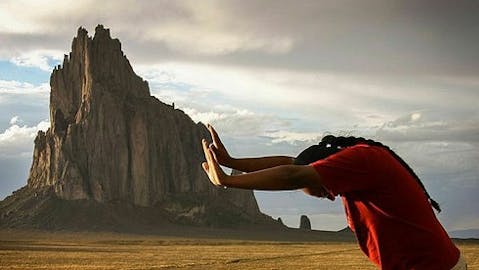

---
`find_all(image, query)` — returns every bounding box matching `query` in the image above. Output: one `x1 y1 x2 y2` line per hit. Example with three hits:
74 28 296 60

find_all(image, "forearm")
226 156 294 173
221 165 318 190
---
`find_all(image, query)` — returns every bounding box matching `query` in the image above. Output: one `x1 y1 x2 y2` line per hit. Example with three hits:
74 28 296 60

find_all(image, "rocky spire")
24 25 264 225
299 215 312 230
49 25 149 136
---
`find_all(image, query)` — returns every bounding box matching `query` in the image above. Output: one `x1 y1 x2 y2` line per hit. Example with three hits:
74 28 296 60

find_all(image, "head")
294 135 441 212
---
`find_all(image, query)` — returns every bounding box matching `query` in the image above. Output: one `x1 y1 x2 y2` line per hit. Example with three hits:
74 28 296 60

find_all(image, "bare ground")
0 230 477 269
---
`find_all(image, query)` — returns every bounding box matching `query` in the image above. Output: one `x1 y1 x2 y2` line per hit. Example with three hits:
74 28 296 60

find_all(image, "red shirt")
310 144 459 270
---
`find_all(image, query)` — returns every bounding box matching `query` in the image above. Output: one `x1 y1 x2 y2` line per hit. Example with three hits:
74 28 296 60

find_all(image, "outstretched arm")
227 156 294 173
202 139 323 192
206 124 294 172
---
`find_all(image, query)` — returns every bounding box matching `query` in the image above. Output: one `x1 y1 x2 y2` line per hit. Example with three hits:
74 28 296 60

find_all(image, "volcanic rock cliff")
0 25 277 230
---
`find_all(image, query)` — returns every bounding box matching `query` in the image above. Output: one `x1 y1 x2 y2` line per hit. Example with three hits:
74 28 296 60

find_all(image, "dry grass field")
0 230 477 269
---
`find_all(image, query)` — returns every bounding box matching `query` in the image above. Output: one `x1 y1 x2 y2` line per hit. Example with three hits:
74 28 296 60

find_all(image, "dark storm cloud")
227 0 479 75
2 0 479 76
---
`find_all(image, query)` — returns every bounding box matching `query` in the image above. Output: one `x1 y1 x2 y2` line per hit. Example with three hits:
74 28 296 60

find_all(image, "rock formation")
299 215 312 230
0 25 278 230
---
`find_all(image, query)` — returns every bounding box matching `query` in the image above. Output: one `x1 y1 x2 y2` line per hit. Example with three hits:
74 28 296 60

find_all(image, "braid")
320 136 441 213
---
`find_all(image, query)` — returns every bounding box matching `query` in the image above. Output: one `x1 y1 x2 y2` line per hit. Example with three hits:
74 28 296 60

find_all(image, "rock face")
1 25 276 229
299 215 312 230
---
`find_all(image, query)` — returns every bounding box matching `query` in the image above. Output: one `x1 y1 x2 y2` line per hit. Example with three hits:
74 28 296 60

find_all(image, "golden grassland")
0 230 477 269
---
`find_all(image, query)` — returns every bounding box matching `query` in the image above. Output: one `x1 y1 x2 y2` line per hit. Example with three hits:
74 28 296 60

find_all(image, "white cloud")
264 130 323 145
138 62 479 151
182 106 289 137
10 49 63 71
0 118 49 158
390 141 479 181
0 80 50 108
9 116 21 125
377 111 479 142
138 62 404 132
182 107 229 124
0 80 50 95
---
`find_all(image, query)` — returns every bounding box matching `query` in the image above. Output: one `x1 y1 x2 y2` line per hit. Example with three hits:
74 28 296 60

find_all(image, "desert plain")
1 229 477 270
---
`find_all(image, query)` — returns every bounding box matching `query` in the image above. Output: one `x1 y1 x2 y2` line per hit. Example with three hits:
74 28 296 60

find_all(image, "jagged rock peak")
94 24 110 37
49 25 150 135
74 25 112 43
77 26 88 37
56 24 146 97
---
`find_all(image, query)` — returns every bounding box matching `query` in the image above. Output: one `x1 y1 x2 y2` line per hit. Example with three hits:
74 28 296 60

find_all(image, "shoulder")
312 143 390 170
344 144 388 156
334 143 373 158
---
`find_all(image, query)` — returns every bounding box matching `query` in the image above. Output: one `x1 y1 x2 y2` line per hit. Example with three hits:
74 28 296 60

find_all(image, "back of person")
311 144 460 269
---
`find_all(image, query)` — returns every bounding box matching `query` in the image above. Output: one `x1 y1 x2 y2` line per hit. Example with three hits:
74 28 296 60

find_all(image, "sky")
0 0 478 233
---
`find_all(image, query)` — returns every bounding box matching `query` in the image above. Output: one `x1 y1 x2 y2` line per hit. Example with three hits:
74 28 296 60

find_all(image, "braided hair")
294 135 441 212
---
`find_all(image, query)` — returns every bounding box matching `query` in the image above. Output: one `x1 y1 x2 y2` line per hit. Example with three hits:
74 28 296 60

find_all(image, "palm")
207 124 231 165
202 139 223 186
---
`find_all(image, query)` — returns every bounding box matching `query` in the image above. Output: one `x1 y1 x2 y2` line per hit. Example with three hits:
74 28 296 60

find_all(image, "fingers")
202 138 223 186
207 124 223 148
202 139 207 157
201 162 209 172
202 139 212 163
208 143 218 160
201 141 215 184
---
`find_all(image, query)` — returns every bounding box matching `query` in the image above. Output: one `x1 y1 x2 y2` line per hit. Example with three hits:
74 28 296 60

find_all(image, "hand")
207 124 233 166
202 138 227 186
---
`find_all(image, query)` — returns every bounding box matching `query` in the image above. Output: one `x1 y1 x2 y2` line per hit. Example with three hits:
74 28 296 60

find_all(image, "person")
201 124 467 270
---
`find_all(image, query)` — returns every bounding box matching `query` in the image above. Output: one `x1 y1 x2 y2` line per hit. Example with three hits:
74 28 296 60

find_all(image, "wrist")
223 156 236 168
220 174 232 187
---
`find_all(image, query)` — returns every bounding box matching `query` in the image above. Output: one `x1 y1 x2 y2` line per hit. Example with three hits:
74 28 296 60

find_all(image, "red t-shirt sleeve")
310 144 378 196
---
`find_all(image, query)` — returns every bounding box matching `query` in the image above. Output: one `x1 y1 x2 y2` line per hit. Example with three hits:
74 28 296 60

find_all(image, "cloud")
9 116 21 125
183 106 290 137
0 80 50 132
9 50 63 71
0 80 49 96
0 117 49 158
264 130 323 145
0 0 294 59
144 11 294 56
1 0 478 76
137 62 403 132
376 110 479 142
0 80 50 128
138 62 479 150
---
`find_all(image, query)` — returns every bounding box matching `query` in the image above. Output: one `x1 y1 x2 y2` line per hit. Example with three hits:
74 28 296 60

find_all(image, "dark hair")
294 135 441 212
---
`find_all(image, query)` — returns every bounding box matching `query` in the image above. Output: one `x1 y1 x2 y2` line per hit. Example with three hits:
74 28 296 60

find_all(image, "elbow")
289 165 321 190
287 165 311 189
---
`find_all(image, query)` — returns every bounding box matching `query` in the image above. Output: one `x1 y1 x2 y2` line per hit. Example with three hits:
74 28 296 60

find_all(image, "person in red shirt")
201 124 467 270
